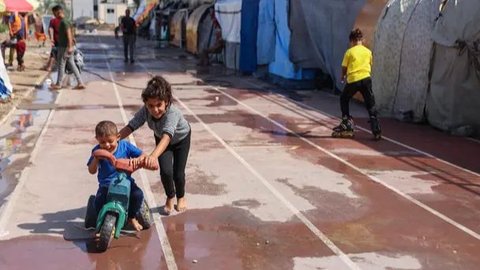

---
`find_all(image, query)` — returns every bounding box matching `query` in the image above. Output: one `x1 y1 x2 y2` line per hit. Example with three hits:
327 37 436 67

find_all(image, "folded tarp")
215 0 242 43
289 0 365 87
239 0 259 73
427 0 480 134
257 0 275 65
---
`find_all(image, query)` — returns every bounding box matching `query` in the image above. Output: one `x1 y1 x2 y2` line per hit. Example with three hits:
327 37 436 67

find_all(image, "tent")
186 4 215 55
427 0 480 134
170 8 188 47
289 0 365 86
256 0 275 65
0 53 13 101
352 0 389 49
239 0 259 73
269 0 312 80
372 0 442 122
133 0 159 24
215 0 242 70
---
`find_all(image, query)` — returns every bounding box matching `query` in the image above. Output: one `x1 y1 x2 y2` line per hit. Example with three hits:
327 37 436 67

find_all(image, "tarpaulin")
289 0 365 87
256 0 275 65
373 0 442 122
239 0 259 73
427 0 480 134
215 0 242 43
268 0 304 80
0 53 13 101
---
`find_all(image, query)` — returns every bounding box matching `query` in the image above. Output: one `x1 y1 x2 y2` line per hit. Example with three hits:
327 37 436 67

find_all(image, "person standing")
42 6 62 71
332 28 381 140
1 12 23 67
120 9 136 64
49 5 85 90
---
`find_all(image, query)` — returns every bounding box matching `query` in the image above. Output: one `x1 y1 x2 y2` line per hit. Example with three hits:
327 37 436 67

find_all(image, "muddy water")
0 82 55 204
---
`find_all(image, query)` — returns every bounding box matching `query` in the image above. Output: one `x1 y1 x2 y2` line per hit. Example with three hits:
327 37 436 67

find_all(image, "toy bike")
84 149 158 252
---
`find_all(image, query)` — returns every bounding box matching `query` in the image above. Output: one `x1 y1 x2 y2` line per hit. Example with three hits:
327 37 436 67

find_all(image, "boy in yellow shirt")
332 28 381 140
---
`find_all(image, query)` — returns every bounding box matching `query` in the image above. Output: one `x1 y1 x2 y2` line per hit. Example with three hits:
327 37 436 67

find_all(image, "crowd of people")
0 5 86 102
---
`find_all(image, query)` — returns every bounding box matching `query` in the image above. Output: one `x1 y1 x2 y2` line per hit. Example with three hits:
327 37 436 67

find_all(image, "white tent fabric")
0 53 13 100
391 0 442 122
372 0 441 122
427 0 480 134
214 0 242 43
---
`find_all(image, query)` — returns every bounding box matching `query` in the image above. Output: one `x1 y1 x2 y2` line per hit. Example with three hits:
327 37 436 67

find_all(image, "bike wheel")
136 199 154 229
97 213 116 252
84 195 97 229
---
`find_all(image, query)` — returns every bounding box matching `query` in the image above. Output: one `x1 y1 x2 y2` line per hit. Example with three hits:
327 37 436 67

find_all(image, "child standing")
87 120 145 231
332 28 381 140
15 34 26 72
119 76 191 215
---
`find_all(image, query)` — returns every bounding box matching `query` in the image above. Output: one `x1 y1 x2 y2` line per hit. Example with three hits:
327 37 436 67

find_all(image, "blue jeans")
56 47 83 86
95 181 144 219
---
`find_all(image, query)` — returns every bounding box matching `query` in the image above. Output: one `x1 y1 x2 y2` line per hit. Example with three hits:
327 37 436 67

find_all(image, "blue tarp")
257 0 275 65
239 0 259 73
268 0 309 80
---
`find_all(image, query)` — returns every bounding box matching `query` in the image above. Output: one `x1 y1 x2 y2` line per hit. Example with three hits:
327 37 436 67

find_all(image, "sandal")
49 84 62 90
73 84 86 90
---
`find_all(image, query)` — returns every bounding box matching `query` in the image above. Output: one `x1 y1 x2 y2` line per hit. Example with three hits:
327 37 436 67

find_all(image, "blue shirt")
87 140 143 187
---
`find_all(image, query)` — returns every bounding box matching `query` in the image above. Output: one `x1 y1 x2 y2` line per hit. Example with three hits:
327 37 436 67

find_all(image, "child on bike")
119 76 191 215
332 28 381 140
87 120 145 231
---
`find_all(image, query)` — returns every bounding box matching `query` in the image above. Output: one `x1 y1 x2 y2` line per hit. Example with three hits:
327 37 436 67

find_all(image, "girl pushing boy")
119 76 191 214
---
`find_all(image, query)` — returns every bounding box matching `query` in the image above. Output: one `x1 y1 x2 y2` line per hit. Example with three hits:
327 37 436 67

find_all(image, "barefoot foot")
163 197 174 215
129 218 143 231
175 197 187 212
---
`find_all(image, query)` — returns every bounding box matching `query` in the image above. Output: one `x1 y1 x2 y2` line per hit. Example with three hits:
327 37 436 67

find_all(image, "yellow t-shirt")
342 45 372 83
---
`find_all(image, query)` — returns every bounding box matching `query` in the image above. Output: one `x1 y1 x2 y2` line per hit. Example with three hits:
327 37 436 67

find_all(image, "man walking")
49 5 85 90
1 12 23 67
120 9 136 64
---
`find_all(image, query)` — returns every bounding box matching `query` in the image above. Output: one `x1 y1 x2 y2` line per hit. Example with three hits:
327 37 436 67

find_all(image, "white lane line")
139 65 360 269
467 137 480 145
242 79 480 178
172 94 361 270
0 91 64 238
101 42 178 270
213 87 480 241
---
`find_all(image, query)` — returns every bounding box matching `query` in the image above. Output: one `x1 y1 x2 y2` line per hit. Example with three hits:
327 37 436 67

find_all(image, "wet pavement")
0 32 480 269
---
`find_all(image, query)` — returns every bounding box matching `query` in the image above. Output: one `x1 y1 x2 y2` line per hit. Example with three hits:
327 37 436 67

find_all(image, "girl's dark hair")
142 76 172 104
349 28 363 42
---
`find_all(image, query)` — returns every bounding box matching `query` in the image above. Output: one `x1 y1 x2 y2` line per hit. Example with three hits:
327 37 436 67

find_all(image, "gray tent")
373 0 480 135
372 0 442 122
427 0 480 135
289 0 366 89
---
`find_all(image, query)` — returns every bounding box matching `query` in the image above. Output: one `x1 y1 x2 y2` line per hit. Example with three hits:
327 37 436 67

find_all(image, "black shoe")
368 116 382 140
130 59 135 64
